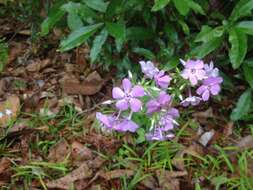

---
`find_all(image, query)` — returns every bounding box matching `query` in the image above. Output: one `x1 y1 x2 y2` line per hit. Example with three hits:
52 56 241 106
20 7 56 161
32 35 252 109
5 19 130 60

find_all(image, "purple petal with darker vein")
122 78 132 93
131 86 144 97
129 98 142 112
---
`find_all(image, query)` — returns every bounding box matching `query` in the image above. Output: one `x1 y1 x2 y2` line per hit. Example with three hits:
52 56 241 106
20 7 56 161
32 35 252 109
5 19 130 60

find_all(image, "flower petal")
112 87 125 99
146 100 160 114
189 76 198 86
116 99 129 110
115 119 139 132
202 90 210 101
210 84 221 95
131 86 144 97
158 92 171 105
122 78 132 93
129 98 142 112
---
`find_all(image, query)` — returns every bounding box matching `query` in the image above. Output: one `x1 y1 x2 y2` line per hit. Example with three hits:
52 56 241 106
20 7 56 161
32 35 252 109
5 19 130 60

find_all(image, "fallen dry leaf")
198 129 215 147
71 141 93 166
156 170 187 190
0 79 6 96
140 175 158 189
236 135 253 150
172 144 203 170
0 158 11 174
7 42 24 64
26 59 51 72
0 95 20 127
100 169 134 180
46 162 93 189
48 139 71 163
63 71 104 95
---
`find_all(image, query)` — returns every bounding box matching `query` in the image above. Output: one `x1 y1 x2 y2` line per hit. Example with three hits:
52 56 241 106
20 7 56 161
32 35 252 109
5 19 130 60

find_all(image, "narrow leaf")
230 89 252 121
106 22 126 40
243 62 253 88
195 26 224 43
229 28 248 69
187 0 205 15
236 21 253 36
82 0 108 12
151 0 170 11
132 47 155 60
59 23 103 52
90 28 108 63
173 0 189 16
192 37 222 58
40 9 65 36
230 0 253 22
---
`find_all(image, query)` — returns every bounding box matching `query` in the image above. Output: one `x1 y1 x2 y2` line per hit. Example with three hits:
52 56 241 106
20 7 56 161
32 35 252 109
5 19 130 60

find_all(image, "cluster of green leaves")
40 0 206 72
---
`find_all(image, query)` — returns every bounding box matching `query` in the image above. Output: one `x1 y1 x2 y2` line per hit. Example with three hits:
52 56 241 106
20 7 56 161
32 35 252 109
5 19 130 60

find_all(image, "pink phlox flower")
146 91 171 114
196 77 223 101
204 61 219 77
154 70 171 89
96 112 139 132
112 78 144 112
181 59 206 86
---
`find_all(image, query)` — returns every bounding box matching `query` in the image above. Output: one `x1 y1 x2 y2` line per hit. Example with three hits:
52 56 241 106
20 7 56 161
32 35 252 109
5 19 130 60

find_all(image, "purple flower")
181 59 206 86
146 91 171 114
154 71 171 89
181 96 202 107
196 77 223 101
146 127 174 141
204 61 219 77
112 78 144 112
139 61 159 79
114 119 139 132
96 112 139 132
159 108 179 131
96 112 116 130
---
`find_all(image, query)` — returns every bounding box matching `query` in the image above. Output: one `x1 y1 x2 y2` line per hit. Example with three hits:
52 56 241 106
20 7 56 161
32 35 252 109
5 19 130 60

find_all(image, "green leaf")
243 62 253 88
61 2 83 31
229 28 248 69
106 22 126 40
236 21 253 36
192 37 222 58
195 26 224 43
67 13 83 31
178 19 190 35
90 28 108 63
126 27 154 41
106 0 125 17
230 0 253 22
0 40 8 72
82 0 108 13
173 0 189 16
151 0 170 11
132 47 155 60
187 0 205 15
40 9 65 36
230 89 252 121
59 23 103 52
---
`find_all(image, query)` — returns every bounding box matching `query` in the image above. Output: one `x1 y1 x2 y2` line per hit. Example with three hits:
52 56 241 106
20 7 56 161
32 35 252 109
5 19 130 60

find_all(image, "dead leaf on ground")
71 141 93 166
46 162 93 189
7 42 24 64
223 122 234 137
236 135 253 150
0 95 20 127
0 79 6 96
26 59 51 72
63 71 104 95
100 169 134 180
0 158 11 174
172 144 204 170
156 170 187 190
48 139 71 163
140 175 158 189
198 129 215 147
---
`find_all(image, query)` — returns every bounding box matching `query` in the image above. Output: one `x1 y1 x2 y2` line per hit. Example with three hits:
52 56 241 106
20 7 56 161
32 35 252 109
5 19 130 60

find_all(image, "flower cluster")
96 59 223 142
180 59 223 105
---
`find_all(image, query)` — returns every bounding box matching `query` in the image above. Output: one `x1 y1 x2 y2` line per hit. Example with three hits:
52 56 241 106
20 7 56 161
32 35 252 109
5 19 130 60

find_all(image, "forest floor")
0 17 253 190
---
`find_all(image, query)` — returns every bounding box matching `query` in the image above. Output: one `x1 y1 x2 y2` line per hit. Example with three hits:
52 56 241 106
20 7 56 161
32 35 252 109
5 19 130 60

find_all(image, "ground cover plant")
0 0 253 189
